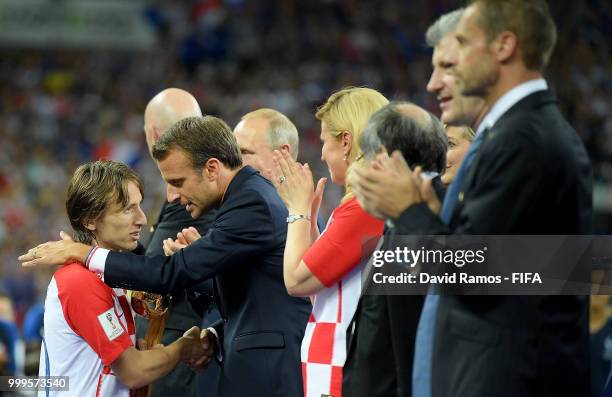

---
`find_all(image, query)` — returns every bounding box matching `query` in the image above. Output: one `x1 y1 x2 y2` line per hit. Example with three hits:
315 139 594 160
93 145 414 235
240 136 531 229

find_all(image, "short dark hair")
361 102 447 173
152 116 242 170
66 160 143 245
471 0 557 71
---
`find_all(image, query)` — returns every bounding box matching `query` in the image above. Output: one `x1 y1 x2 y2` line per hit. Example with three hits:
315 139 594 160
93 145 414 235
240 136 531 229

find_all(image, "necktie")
412 128 488 397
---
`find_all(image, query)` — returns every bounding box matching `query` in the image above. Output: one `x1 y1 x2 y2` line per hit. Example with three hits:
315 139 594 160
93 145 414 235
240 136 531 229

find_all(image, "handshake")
148 326 216 371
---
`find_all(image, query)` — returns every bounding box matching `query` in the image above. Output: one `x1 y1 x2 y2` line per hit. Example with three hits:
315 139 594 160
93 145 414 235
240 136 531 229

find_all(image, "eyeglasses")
130 291 172 319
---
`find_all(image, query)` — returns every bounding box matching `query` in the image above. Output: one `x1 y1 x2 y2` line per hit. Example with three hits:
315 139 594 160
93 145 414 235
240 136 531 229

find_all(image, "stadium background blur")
0 0 610 384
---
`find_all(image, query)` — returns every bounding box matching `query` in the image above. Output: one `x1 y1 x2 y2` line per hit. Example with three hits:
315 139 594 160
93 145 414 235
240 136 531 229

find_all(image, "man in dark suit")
343 101 447 397
344 10 487 396
21 116 311 397
350 1 592 396
140 88 220 397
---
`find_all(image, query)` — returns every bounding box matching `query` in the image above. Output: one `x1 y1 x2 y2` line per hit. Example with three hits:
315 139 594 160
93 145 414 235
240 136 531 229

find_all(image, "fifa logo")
106 312 116 329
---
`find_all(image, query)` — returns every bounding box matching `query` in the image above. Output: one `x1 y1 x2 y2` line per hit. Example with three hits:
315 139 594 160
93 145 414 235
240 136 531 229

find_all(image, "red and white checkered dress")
301 198 383 397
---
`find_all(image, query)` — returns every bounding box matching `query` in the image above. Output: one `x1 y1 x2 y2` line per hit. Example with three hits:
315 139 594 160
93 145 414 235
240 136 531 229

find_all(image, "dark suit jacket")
343 285 424 397
343 177 444 397
144 201 218 329
397 90 592 397
135 201 218 397
104 166 311 397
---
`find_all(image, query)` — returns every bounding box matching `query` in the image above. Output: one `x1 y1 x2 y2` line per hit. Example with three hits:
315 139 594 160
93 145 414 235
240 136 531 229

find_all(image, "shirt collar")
476 78 548 134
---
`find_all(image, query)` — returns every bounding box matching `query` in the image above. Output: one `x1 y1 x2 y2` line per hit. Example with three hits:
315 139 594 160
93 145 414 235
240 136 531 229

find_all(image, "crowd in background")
0 0 610 378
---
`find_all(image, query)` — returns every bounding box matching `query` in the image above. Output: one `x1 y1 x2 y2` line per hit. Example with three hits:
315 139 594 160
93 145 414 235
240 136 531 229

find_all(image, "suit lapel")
450 90 557 226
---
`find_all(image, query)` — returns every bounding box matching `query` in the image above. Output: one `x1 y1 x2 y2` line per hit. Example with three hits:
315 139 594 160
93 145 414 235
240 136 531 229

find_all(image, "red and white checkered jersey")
301 198 384 397
39 262 135 397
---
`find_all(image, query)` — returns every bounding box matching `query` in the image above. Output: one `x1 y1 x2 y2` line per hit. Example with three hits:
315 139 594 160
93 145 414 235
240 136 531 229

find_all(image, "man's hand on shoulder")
19 231 91 268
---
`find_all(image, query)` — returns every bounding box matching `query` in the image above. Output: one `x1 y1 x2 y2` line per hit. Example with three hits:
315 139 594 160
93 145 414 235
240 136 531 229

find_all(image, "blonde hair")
316 87 389 202
444 124 476 142
462 126 476 141
241 108 299 160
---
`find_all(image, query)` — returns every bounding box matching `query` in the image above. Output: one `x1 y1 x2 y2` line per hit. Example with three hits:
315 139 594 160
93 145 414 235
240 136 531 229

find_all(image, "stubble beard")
458 63 498 100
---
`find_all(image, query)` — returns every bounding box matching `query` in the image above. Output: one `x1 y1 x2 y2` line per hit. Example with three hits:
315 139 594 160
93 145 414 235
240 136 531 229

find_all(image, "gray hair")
241 108 299 160
425 8 465 47
360 102 447 173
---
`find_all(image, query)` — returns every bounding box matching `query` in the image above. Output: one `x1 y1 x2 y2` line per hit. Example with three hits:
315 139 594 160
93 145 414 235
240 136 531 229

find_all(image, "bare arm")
309 178 327 244
283 220 325 297
270 150 326 297
310 217 320 245
111 327 212 389
111 343 185 389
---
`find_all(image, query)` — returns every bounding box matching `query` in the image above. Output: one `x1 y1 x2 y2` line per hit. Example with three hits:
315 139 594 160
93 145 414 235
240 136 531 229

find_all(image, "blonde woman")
271 87 388 397
441 125 475 186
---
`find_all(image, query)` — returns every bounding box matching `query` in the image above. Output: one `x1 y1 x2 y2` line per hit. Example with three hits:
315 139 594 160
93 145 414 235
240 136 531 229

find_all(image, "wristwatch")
286 214 311 223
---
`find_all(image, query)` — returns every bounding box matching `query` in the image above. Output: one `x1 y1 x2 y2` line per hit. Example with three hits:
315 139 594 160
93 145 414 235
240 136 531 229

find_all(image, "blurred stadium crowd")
0 0 610 381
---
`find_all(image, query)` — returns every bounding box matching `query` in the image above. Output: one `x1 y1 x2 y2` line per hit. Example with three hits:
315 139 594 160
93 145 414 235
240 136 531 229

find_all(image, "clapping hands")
162 227 202 256
269 149 327 218
349 150 441 220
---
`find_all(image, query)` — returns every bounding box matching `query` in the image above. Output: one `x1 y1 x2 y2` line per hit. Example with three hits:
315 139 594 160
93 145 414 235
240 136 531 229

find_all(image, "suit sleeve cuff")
206 327 223 363
88 247 109 274
393 203 445 235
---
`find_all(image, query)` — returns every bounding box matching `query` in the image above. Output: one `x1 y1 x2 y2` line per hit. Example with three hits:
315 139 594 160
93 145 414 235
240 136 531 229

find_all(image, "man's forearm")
138 339 185 384
112 338 188 389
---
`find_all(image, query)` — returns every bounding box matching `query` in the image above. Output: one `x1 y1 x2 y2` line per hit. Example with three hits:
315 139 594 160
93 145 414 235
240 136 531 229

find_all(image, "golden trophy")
130 291 172 397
